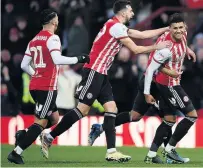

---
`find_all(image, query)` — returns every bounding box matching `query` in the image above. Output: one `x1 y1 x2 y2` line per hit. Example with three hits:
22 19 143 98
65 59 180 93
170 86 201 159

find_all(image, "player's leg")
7 90 57 164
88 76 148 146
163 86 197 162
145 114 176 164
145 83 181 164
45 106 60 128
40 69 104 158
15 104 59 147
97 77 131 162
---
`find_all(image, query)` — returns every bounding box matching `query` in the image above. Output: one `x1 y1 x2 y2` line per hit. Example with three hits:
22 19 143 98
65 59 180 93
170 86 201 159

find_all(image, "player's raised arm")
47 35 89 65
21 43 36 76
128 27 169 39
144 48 171 104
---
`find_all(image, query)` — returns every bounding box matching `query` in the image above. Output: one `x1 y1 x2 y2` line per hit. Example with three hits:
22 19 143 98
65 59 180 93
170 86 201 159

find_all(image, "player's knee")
130 110 142 121
51 117 59 125
34 117 47 129
49 112 60 125
77 103 91 116
103 101 117 113
186 109 198 118
163 115 176 123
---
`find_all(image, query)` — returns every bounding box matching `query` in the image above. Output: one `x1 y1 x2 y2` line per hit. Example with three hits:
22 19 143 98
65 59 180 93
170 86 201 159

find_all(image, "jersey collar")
112 16 120 23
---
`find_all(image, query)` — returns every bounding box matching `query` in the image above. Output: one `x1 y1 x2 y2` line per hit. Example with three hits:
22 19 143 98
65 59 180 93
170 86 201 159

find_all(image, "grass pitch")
1 145 203 167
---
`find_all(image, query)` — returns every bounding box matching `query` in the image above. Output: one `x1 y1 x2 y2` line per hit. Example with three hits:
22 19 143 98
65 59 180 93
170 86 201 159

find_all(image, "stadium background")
1 0 203 162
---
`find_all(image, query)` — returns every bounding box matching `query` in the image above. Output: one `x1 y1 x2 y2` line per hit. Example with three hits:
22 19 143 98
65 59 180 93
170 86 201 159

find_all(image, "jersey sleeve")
47 35 61 53
109 23 128 39
153 48 172 64
24 42 32 57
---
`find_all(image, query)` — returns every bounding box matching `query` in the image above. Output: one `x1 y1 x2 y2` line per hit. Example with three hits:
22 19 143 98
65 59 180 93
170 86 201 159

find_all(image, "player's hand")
187 47 196 62
144 94 156 104
156 41 172 50
77 54 90 63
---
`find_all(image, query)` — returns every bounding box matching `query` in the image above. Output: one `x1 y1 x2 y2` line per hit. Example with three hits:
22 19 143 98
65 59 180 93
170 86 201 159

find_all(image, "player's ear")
184 23 188 31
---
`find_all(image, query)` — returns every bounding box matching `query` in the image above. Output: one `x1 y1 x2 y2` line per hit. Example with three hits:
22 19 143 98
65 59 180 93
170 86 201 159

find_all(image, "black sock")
18 123 43 150
50 108 83 138
169 116 197 146
102 112 130 129
150 120 175 152
103 112 116 149
164 127 172 147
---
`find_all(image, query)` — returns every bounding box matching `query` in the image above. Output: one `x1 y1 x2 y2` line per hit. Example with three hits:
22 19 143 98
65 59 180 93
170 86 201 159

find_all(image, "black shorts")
156 83 195 115
132 75 161 116
30 90 57 119
75 68 114 106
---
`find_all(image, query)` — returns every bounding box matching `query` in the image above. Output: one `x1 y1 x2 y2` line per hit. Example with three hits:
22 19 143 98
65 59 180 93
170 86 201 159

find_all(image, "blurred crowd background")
1 0 203 117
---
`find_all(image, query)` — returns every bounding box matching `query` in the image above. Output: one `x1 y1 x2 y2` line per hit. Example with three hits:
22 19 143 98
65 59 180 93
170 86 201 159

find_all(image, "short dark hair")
113 0 131 14
40 9 57 25
168 13 185 26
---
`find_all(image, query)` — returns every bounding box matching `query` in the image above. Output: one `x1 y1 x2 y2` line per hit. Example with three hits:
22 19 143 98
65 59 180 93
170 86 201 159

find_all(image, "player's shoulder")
109 22 127 34
156 48 172 57
48 34 60 41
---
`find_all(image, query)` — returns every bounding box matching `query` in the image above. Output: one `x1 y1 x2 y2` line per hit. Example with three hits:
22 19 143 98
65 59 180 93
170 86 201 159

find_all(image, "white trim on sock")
107 148 116 154
14 146 23 155
165 144 175 153
147 150 157 158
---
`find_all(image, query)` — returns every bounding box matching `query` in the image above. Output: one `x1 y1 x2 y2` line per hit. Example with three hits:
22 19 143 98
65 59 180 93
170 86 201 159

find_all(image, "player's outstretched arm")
47 35 90 65
21 55 35 76
119 37 171 54
51 51 89 65
128 27 169 39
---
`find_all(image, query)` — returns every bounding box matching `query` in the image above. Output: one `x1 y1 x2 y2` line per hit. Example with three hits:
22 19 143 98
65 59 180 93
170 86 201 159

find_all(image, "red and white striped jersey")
25 30 61 90
148 32 187 86
84 17 128 75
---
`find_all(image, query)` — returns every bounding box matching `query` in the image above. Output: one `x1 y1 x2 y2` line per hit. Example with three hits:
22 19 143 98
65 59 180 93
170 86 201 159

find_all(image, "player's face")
170 22 186 41
52 15 59 32
123 5 134 24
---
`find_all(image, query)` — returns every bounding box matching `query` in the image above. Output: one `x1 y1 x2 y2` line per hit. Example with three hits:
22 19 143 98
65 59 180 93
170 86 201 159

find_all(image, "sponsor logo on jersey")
168 97 177 106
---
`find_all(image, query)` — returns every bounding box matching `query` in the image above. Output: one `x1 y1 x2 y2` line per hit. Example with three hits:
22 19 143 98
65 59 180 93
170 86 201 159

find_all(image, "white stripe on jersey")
102 41 119 74
182 37 187 52
96 39 117 72
92 37 114 71
174 45 179 85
